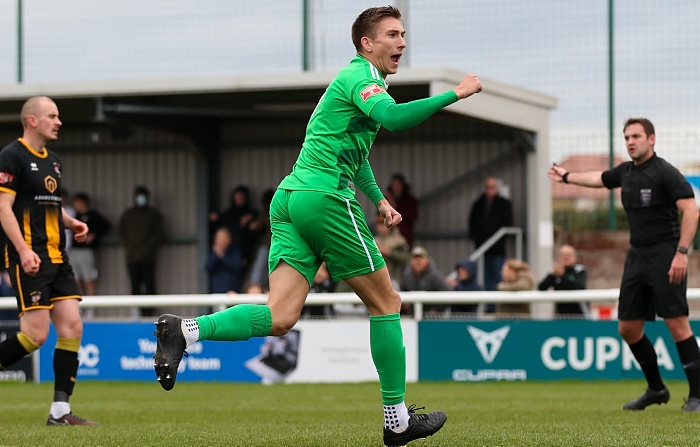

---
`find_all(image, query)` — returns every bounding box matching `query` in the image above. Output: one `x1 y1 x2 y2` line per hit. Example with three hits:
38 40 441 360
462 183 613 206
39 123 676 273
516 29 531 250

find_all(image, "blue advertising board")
419 320 700 382
39 322 266 383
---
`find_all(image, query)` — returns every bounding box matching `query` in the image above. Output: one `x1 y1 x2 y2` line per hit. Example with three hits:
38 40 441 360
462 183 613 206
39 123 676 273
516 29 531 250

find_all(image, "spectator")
538 244 588 316
468 176 513 292
118 186 165 317
374 212 411 290
246 189 274 292
386 173 419 248
401 246 452 316
206 227 245 294
215 185 258 275
496 258 535 316
302 262 336 318
70 193 111 301
447 259 482 314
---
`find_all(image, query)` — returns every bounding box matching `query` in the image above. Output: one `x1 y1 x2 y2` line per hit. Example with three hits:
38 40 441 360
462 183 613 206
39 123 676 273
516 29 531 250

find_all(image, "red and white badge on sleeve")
0 172 14 184
359 84 387 101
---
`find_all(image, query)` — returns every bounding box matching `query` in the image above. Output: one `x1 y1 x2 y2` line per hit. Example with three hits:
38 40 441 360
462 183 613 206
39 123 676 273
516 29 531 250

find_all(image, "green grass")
0 380 698 446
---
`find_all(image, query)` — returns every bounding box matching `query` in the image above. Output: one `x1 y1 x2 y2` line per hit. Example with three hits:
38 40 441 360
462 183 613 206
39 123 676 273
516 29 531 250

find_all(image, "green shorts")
268 189 386 285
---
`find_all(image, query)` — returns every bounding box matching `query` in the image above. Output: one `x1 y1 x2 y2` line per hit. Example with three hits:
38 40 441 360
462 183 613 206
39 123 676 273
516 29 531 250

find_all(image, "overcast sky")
0 0 697 167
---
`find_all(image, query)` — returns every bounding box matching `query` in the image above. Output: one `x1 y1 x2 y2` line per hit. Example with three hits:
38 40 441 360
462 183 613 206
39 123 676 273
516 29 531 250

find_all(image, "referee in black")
549 117 700 412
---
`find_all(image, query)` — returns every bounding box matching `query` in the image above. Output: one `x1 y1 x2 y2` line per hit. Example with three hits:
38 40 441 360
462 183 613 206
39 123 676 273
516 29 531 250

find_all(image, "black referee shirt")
601 154 694 247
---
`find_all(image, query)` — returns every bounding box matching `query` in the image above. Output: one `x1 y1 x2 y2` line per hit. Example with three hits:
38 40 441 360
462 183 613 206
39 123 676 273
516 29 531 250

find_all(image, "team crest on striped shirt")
359 84 386 101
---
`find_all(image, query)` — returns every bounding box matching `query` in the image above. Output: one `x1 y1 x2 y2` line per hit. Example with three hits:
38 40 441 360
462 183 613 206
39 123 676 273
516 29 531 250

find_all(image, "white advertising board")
275 320 418 383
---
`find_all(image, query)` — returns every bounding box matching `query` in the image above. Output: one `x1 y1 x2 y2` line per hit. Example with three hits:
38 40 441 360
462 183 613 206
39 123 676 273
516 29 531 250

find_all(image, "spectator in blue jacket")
447 259 482 314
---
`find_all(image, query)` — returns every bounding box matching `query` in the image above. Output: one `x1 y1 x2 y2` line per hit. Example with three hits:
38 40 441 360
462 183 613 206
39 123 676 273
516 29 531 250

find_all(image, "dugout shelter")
0 68 556 314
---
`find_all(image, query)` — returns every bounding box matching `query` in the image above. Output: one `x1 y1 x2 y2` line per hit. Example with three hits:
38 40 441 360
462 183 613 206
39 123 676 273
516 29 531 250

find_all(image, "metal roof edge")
0 67 557 109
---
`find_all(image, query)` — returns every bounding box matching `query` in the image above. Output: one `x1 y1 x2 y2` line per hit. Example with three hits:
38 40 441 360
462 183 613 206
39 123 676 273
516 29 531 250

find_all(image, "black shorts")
8 261 81 315
618 241 687 321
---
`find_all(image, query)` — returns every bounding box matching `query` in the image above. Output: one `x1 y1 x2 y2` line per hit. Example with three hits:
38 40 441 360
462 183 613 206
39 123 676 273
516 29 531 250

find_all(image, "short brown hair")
623 118 655 138
351 6 402 51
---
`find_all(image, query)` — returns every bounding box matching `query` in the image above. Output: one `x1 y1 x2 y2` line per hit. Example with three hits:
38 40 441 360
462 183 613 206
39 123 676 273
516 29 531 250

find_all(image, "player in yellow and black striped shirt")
0 96 98 426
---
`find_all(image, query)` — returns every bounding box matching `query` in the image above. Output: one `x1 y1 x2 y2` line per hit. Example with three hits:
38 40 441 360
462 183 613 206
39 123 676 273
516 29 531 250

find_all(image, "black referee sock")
676 336 700 399
628 334 665 391
0 333 35 370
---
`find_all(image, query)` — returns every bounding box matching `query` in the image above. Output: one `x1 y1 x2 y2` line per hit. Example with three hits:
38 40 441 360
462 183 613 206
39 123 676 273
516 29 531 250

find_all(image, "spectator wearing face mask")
118 186 165 316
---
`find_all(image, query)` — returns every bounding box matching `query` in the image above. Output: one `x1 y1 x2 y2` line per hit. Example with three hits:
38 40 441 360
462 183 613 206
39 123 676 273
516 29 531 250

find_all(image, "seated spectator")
496 258 535 316
447 259 482 314
375 213 410 289
302 263 336 318
401 246 452 316
538 244 588 316
206 227 245 294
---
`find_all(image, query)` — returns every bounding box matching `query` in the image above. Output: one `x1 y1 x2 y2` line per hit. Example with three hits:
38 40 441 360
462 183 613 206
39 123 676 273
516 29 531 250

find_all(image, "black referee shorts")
8 261 82 315
618 241 688 321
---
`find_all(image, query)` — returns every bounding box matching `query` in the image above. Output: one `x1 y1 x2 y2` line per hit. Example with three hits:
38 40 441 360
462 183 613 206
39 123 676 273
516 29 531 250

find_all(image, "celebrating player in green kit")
153 6 482 446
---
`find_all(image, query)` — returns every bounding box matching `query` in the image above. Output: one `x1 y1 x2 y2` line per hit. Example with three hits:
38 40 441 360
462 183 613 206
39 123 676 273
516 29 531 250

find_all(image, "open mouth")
391 54 401 64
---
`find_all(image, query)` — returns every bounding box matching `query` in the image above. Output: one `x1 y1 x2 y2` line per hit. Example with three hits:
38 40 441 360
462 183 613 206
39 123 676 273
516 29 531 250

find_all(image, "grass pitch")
0 380 698 446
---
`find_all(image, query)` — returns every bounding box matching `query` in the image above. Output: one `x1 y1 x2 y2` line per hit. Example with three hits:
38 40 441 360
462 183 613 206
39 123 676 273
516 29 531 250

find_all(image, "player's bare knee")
270 319 295 336
22 327 49 346
667 323 693 342
369 289 401 315
55 317 83 339
386 290 402 312
618 325 642 344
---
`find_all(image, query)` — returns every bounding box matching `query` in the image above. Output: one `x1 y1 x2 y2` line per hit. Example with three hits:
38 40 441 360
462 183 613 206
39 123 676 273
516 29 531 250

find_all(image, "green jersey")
278 55 389 205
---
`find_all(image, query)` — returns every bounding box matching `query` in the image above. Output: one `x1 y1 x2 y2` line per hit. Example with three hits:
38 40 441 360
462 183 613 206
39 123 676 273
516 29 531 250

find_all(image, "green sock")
195 304 272 341
370 313 406 405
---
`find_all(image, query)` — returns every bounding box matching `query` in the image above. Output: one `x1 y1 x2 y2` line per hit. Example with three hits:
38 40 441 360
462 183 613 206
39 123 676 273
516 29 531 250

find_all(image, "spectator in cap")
400 246 451 316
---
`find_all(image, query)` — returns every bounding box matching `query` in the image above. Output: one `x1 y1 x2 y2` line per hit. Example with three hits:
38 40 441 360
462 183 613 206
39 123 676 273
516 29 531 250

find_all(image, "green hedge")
553 208 629 232
554 208 700 249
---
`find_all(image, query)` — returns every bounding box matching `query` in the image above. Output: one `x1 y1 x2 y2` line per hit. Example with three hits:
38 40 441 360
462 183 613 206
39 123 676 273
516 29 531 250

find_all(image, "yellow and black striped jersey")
0 138 66 265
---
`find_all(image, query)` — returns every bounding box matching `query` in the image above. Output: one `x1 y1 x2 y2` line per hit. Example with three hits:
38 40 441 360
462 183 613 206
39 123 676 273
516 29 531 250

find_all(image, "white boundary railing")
2 290 700 321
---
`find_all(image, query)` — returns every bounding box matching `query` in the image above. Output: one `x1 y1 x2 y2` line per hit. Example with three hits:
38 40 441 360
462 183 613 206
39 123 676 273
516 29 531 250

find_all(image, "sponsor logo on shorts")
359 84 386 101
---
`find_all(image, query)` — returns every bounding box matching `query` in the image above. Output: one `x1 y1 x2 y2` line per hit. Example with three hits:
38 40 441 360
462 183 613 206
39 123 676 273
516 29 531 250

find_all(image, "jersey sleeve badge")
359 84 387 102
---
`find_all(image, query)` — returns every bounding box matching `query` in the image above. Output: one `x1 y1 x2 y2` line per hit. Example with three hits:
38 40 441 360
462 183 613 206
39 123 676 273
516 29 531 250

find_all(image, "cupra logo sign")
467 325 511 364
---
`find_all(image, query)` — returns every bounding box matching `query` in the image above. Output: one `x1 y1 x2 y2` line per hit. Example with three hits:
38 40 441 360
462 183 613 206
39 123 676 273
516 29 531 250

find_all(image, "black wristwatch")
678 246 689 254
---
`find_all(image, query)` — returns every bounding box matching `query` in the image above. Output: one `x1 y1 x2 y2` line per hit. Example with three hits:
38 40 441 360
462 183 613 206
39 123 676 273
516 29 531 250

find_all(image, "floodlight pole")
395 0 409 67
17 0 23 83
607 0 616 230
302 0 310 71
